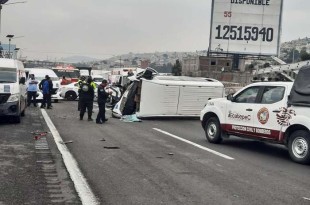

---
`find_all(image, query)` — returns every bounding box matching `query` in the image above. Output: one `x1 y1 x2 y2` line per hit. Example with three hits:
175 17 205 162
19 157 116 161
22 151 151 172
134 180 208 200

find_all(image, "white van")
26 68 63 102
113 75 225 118
0 59 27 123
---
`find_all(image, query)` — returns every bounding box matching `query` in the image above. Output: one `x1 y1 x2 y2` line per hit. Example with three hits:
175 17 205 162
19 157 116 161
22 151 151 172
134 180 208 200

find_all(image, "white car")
60 82 98 101
60 82 79 101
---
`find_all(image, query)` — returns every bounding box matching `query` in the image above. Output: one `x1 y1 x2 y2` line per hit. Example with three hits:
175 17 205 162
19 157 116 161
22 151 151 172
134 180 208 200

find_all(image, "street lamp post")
6 34 13 58
14 47 19 59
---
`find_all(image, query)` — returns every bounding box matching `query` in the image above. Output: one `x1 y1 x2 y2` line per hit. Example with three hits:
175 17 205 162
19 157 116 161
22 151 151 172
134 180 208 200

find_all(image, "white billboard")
209 0 283 56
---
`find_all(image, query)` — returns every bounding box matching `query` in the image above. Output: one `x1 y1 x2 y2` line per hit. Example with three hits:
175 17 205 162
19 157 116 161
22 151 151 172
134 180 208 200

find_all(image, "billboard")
209 0 283 56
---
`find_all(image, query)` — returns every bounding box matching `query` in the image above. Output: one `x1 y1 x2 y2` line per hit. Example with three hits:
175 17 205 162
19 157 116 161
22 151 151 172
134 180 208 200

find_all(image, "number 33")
224 11 232 17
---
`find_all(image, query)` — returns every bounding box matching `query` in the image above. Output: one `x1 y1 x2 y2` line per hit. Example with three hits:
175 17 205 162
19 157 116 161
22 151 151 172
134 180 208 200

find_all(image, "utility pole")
119 56 122 67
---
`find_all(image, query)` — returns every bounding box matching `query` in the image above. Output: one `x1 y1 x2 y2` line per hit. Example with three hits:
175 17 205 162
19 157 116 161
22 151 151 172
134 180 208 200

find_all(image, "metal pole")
0 5 2 37
8 38 10 58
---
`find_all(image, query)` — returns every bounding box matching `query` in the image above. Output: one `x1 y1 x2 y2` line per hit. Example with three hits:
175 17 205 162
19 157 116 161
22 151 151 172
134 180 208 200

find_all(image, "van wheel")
65 91 77 101
204 117 222 144
288 130 310 164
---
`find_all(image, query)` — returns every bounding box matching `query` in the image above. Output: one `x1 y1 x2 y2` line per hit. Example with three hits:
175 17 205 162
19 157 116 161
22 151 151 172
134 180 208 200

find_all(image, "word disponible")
215 25 273 42
230 0 270 6
232 125 271 135
228 111 251 121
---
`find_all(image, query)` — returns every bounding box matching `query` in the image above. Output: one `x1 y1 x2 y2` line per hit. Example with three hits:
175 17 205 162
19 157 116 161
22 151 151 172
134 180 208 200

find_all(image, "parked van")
0 59 27 123
26 68 63 102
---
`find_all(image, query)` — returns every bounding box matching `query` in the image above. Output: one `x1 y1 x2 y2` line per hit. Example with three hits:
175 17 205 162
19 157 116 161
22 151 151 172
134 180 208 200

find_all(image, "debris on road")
168 153 174 156
59 141 74 145
100 138 106 141
104 146 120 149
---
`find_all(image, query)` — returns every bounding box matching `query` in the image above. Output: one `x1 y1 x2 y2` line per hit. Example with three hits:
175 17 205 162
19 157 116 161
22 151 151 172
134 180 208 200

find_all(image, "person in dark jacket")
79 78 94 121
39 75 53 109
77 76 86 111
96 80 111 124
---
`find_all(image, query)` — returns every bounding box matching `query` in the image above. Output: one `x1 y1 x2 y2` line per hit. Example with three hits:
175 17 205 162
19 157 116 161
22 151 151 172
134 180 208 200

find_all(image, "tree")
300 49 310 61
172 59 182 76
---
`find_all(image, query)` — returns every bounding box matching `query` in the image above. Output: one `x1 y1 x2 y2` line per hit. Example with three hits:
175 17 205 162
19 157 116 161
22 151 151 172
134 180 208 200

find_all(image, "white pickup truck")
201 79 310 164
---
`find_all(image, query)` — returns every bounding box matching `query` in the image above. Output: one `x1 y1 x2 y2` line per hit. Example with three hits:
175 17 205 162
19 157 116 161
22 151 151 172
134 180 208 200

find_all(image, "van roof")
0 59 22 69
26 68 58 77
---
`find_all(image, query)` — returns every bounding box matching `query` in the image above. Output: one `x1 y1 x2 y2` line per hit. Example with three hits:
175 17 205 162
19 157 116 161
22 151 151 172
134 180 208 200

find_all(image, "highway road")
1 101 309 204
43 101 310 205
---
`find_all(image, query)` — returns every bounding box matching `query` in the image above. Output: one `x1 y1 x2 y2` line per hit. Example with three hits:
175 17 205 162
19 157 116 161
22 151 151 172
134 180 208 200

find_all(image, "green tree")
300 49 310 61
172 59 182 76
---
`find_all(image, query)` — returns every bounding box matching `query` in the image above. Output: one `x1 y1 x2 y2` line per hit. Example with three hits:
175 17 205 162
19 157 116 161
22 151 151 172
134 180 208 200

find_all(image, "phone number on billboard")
215 25 274 42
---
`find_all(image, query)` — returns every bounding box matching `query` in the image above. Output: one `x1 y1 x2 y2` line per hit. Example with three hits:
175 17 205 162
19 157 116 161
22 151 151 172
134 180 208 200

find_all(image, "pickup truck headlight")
7 94 19 102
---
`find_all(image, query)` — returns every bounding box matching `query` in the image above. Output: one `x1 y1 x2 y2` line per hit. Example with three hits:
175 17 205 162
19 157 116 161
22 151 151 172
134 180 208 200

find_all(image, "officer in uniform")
79 78 95 121
77 76 86 111
96 79 111 124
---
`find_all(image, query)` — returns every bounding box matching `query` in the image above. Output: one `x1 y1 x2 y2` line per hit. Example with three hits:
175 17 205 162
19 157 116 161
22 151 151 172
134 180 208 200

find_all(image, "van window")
0 68 17 83
34 76 59 81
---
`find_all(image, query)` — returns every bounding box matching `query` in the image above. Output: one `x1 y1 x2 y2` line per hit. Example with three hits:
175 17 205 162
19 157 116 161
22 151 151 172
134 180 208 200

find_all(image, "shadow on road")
221 138 290 161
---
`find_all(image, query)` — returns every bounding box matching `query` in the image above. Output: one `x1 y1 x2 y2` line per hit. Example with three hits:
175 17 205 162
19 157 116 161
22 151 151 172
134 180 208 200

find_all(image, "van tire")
65 91 77 101
288 130 310 164
204 117 222 144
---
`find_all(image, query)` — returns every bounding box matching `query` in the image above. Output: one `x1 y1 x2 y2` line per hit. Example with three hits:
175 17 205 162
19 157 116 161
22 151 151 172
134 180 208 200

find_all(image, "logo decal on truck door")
257 107 269 124
276 107 296 126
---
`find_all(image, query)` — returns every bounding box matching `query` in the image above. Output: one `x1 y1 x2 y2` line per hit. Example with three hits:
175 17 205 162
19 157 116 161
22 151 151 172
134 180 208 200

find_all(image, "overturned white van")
113 72 224 118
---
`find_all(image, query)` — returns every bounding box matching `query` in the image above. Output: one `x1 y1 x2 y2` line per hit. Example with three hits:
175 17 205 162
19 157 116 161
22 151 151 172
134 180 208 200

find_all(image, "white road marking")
303 197 310 201
153 128 234 160
41 109 99 205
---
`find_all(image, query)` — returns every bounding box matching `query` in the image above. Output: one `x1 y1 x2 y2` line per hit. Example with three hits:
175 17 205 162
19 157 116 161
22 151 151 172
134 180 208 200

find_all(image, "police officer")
79 78 95 121
96 80 111 124
77 76 86 111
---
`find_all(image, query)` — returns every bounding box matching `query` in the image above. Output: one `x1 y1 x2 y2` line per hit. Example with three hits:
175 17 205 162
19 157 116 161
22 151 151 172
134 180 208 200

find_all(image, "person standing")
39 75 53 109
79 78 95 121
61 76 70 85
96 80 111 124
26 74 39 107
77 76 86 111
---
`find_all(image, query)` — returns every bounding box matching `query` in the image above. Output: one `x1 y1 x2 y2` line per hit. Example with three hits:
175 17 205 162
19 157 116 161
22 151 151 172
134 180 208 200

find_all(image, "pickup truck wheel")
205 117 222 144
288 130 310 164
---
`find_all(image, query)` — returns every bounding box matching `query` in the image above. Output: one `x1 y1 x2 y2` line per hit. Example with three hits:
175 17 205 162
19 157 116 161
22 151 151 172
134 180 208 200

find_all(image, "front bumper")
36 91 64 100
0 101 20 116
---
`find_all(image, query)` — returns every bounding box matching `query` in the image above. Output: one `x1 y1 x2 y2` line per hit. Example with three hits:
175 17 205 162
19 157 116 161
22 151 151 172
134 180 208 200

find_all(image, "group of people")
26 74 111 124
27 74 54 109
77 76 111 124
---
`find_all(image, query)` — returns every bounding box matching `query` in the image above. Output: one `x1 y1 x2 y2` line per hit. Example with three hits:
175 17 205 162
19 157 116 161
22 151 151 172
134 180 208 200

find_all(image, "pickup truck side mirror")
227 93 234 101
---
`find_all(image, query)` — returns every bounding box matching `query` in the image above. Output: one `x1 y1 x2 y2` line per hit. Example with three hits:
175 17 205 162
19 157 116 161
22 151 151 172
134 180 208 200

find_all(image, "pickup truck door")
225 86 260 136
251 86 287 140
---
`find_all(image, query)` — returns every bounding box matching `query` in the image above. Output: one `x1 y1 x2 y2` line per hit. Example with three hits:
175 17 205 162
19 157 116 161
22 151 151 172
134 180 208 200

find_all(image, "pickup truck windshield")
0 68 17 83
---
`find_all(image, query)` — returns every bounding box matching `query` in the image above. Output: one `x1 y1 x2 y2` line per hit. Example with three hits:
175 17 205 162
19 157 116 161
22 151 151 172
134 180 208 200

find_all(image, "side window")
234 87 260 103
261 86 285 104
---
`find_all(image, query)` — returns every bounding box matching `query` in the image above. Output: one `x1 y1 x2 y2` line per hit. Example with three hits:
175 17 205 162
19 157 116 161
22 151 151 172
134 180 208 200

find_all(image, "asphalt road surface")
39 101 310 204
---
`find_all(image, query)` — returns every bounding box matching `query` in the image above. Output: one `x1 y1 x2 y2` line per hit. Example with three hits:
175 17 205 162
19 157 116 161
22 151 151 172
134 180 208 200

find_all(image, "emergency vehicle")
201 65 310 164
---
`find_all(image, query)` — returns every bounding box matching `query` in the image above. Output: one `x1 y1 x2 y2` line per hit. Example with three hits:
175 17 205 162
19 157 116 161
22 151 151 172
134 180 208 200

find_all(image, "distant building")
182 56 251 84
182 56 232 77
140 59 150 69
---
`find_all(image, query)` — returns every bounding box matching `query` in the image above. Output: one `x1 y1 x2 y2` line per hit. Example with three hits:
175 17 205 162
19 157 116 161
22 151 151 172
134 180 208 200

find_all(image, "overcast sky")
1 0 309 60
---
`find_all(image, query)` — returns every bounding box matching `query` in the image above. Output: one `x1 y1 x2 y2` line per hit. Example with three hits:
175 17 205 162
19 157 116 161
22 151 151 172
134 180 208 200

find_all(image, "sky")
1 0 309 60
